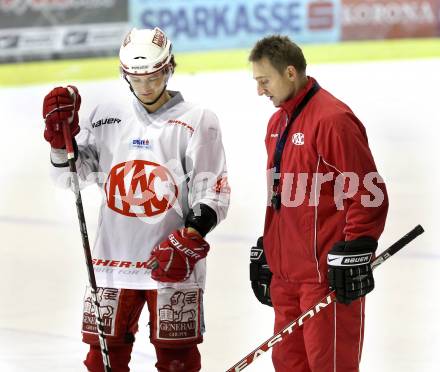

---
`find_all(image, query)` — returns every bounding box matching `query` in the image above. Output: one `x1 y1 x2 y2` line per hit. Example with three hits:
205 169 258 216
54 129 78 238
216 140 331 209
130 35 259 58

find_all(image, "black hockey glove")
250 237 273 307
327 237 378 305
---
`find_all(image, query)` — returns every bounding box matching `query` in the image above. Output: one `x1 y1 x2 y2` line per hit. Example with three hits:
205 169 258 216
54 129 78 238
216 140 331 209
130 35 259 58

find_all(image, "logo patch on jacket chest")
292 132 305 145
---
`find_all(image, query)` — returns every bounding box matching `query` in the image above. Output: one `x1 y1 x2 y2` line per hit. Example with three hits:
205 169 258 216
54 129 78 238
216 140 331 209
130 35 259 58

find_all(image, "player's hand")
147 227 210 282
327 237 377 305
43 85 81 149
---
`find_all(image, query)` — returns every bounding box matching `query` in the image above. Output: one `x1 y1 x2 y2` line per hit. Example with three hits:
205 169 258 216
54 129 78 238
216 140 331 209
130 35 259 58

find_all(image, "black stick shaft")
62 118 112 372
371 224 424 270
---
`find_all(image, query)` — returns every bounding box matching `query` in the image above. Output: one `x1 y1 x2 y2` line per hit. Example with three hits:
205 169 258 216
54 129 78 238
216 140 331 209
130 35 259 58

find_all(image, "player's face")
126 70 167 104
252 58 296 107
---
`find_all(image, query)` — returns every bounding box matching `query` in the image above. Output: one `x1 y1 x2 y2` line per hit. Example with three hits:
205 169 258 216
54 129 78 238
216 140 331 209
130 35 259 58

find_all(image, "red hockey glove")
147 228 210 283
43 85 81 149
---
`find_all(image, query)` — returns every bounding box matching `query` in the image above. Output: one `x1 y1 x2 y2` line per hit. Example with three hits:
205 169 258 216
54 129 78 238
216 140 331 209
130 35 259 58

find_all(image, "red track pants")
270 276 365 372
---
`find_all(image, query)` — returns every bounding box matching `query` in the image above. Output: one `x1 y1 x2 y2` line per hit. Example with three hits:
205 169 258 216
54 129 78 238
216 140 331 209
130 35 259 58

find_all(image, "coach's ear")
285 65 298 82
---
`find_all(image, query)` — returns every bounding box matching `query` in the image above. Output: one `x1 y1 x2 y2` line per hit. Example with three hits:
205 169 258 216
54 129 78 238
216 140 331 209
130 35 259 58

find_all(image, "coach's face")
252 57 296 107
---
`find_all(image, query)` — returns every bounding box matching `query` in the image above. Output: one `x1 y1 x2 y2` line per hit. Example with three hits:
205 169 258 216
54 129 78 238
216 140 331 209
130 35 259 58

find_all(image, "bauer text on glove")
327 237 377 305
146 228 210 282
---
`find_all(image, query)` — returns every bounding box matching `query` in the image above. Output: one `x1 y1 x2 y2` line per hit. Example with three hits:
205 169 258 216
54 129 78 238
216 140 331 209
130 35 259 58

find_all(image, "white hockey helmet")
119 27 173 76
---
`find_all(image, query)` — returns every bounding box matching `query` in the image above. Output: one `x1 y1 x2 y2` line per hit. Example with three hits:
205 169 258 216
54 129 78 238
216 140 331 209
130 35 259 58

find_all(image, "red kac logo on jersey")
105 160 178 218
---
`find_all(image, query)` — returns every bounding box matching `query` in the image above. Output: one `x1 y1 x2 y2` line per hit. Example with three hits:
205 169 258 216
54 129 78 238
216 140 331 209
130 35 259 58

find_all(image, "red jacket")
263 77 388 284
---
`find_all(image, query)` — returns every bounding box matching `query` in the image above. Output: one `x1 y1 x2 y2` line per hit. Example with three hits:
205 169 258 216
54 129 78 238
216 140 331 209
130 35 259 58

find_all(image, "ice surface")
0 59 439 371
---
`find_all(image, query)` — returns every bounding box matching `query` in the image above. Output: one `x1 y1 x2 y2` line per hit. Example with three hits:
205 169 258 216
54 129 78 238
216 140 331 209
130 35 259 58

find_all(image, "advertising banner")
0 0 129 62
129 0 341 52
341 0 440 40
2 0 438 62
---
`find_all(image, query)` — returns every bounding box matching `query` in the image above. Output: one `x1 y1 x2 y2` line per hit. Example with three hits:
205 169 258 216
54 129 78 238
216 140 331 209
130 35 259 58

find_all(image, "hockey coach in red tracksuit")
248 35 388 372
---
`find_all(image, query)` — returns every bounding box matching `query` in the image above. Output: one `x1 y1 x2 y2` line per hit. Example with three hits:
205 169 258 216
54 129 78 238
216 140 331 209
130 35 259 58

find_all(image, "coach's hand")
327 237 377 304
250 236 273 307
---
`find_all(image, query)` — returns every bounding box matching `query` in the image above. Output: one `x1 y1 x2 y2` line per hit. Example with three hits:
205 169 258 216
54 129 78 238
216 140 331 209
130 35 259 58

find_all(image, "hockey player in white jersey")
42 27 230 371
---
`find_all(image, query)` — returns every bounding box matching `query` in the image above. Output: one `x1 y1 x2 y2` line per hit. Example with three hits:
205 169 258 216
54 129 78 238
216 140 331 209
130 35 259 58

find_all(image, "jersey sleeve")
185 109 230 225
49 107 100 189
316 112 389 241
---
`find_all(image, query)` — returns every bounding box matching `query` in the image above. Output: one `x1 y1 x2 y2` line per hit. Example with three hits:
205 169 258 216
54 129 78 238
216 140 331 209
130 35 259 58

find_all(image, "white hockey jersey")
50 91 230 290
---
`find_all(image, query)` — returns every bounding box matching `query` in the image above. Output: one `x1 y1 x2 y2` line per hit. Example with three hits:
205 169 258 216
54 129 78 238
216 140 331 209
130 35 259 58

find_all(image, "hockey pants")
82 288 202 372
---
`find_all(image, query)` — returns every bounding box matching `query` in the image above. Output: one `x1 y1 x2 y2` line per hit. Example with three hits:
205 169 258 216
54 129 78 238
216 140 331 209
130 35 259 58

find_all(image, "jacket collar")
280 76 316 116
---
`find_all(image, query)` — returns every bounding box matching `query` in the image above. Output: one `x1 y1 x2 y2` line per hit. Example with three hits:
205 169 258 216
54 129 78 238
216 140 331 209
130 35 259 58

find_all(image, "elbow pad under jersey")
185 204 217 237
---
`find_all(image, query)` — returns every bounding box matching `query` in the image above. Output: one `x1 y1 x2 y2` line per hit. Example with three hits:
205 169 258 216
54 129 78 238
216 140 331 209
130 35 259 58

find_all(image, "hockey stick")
62 87 112 372
226 224 424 372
